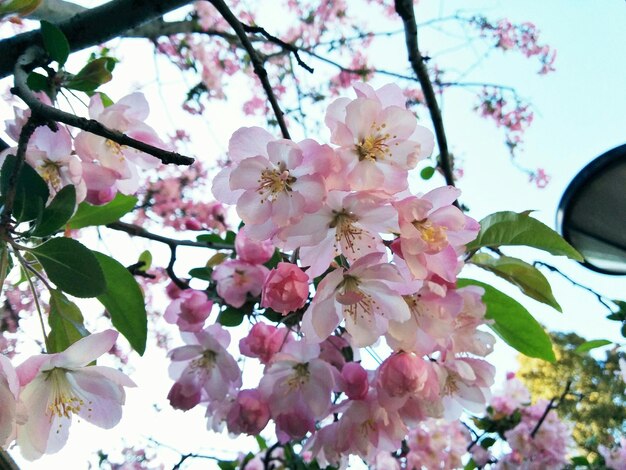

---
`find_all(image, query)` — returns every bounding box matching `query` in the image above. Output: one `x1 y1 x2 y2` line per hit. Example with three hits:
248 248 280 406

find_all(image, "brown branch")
209 0 291 139
242 24 314 73
0 448 19 470
530 380 572 438
395 0 458 204
0 0 196 80
12 46 193 166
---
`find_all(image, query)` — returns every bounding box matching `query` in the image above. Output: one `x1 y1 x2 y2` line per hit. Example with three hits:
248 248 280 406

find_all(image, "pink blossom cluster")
165 82 499 465
0 331 135 460
404 418 470 470
134 162 228 232
599 437 626 470
2 92 167 205
471 16 557 75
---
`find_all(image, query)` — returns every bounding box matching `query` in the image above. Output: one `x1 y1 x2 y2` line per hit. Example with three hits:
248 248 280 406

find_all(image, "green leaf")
40 20 70 66
466 211 583 261
570 456 590 467
264 249 283 270
420 166 436 180
189 267 213 281
46 289 90 353
457 278 556 362
217 307 244 327
574 339 612 354
31 185 76 237
471 253 561 312
1 155 49 222
137 250 152 271
255 435 267 451
65 57 115 92
68 193 137 229
93 252 147 355
463 460 477 470
26 71 49 92
31 237 105 298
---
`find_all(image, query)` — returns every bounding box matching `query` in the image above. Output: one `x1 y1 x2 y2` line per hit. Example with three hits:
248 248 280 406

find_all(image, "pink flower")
164 290 213 332
15 330 135 460
393 186 479 282
75 93 166 199
325 82 434 194
377 352 429 399
0 355 19 448
302 253 410 347
340 362 369 400
235 230 275 265
213 127 327 240
281 190 396 278
226 389 270 435
598 437 626 470
259 341 335 435
211 259 269 308
239 322 291 365
406 419 470 470
167 324 242 410
261 262 309 314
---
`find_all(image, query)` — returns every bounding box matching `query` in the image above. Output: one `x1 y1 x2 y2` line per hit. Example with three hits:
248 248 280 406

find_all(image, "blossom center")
412 219 448 251
356 133 391 162
287 362 310 390
39 160 62 190
257 165 296 200
330 210 364 252
45 368 84 419
191 350 217 370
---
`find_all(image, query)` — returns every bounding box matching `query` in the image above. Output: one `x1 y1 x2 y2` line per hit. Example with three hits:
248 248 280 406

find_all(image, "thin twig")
242 23 314 73
533 261 614 311
530 380 572 438
395 0 458 204
0 137 9 152
209 0 291 139
11 46 194 166
106 221 234 250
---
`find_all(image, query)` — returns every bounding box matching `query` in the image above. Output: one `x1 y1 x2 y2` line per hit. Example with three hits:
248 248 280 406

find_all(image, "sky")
1 0 625 468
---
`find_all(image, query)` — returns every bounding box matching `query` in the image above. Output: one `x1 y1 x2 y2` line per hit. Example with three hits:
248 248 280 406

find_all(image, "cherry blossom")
301 253 411 347
211 259 269 308
15 330 135 460
0 355 19 448
163 289 213 332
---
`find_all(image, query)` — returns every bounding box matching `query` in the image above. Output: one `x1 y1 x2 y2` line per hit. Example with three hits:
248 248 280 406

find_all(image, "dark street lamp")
557 143 626 275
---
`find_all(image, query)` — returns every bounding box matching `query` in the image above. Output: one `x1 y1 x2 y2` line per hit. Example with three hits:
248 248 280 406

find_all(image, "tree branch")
0 448 19 470
0 0 196 80
242 24 314 74
209 0 291 139
11 46 193 166
106 221 234 251
530 380 572 438
395 0 458 202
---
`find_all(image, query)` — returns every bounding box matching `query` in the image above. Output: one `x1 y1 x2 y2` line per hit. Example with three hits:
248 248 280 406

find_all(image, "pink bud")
341 362 369 400
261 262 309 314
378 352 427 398
239 322 289 364
235 230 275 264
226 389 270 435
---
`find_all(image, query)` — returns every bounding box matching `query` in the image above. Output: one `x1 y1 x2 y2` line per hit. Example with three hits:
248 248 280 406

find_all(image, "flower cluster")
0 331 135 460
2 92 167 205
157 82 499 466
470 16 557 75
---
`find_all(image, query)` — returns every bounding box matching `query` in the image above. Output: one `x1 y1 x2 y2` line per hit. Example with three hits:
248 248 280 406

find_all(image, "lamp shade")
557 143 626 275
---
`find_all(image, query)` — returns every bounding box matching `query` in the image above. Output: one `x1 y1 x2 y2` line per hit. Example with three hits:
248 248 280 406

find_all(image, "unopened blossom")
163 289 213 332
261 262 309 314
392 186 480 282
235 230 275 265
211 259 269 308
340 361 369 400
0 355 19 448
281 190 396 278
226 389 271 435
15 330 135 460
239 322 291 365
302 253 410 347
325 82 434 194
377 352 429 399
167 324 242 410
